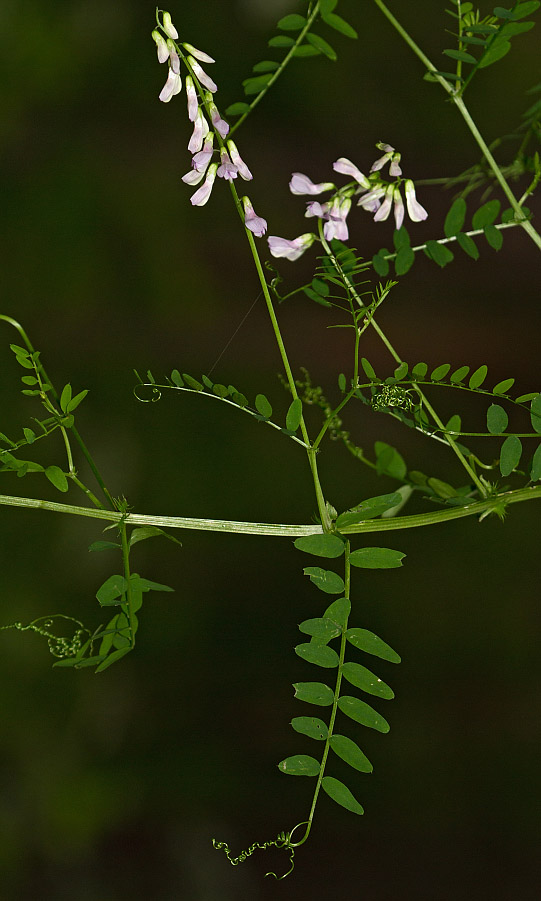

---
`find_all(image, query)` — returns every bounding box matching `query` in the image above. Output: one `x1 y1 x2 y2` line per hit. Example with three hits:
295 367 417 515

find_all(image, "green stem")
120 520 136 646
2 485 539 536
228 182 332 530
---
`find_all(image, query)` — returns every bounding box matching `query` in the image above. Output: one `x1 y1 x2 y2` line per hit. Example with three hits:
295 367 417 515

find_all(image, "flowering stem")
372 0 541 252
227 182 332 530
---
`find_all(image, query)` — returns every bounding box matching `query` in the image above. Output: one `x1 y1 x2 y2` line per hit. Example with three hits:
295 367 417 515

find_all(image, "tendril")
212 827 297 880
133 383 162 403
0 614 91 658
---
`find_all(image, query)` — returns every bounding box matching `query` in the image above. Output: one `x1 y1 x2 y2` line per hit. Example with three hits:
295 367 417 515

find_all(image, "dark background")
1 1 540 898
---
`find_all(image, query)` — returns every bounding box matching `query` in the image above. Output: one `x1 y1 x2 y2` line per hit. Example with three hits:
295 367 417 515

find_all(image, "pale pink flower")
358 185 385 213
392 186 405 230
333 157 370 189
373 185 394 222
166 39 180 74
289 173 335 195
189 58 217 93
152 30 169 64
370 142 395 172
217 148 237 180
162 11 178 40
185 76 199 121
182 167 207 186
305 200 328 218
389 152 402 177
159 68 182 103
190 163 218 206
209 102 229 138
191 134 214 172
323 196 351 241
405 180 428 221
188 108 209 153
242 197 267 237
268 233 316 261
182 42 215 64
227 140 252 180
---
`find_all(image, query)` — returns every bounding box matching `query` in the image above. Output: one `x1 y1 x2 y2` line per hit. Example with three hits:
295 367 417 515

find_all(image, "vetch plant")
1 0 541 882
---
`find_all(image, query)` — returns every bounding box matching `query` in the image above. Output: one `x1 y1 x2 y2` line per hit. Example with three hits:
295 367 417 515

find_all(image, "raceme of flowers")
268 142 428 261
152 11 266 235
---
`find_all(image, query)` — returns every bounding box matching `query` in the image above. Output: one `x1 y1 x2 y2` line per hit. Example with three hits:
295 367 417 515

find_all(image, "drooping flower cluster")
152 10 266 235
268 142 428 261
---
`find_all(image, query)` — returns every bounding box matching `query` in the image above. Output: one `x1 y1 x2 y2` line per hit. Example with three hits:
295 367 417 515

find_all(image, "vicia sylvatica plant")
1 0 540 881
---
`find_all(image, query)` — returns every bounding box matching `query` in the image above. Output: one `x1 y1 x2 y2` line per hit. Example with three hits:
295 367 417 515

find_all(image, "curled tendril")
212 828 298 880
371 384 414 412
133 383 162 403
0 614 91 658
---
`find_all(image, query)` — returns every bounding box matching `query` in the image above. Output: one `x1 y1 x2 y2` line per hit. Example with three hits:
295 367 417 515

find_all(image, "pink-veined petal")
227 140 252 180
242 197 267 237
289 173 335 195
182 42 215 63
189 58 217 93
190 164 218 206
333 157 370 189
162 12 178 40
268 233 316 261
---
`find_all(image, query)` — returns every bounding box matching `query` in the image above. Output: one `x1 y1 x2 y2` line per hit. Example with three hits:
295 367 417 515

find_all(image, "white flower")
189 57 217 93
305 201 328 218
227 140 252 180
242 197 267 237
289 173 335 195
152 30 169 64
188 108 209 153
182 167 207 186
159 68 182 103
185 76 199 122
190 163 218 206
268 233 316 261
182 42 215 64
166 39 180 74
405 179 428 222
389 153 402 177
162 12 178 40
357 186 385 213
333 157 370 189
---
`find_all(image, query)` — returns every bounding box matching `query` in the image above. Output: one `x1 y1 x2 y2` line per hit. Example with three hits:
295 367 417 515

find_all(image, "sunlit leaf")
361 357 377 379
291 716 328 740
295 642 339 667
277 13 307 30
182 373 203 391
450 365 470 383
431 363 451 381
294 533 345 557
321 776 364 814
342 662 394 699
293 681 334 706
303 567 345 594
492 378 515 395
349 547 405 569
500 435 522 476
330 734 373 772
320 12 358 39
306 32 337 60
66 389 88 413
268 35 295 48
469 365 488 389
346 628 401 663
394 362 409 380
60 383 72 413
255 393 272 418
